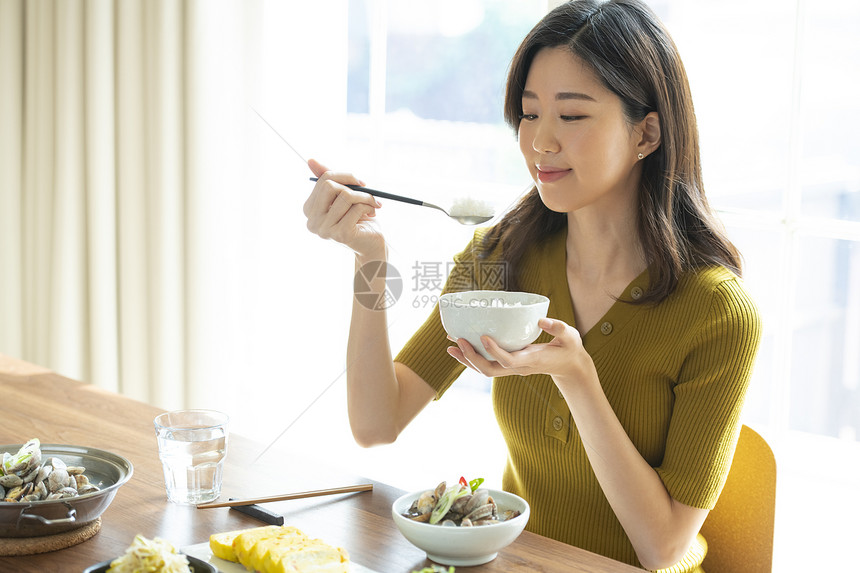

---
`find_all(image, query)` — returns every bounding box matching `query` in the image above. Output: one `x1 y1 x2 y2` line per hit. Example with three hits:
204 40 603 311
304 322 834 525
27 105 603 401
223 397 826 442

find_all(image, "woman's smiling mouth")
537 166 571 183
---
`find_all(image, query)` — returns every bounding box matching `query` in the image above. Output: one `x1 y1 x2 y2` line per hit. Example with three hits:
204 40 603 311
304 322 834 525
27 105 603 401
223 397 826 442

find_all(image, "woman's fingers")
448 337 511 377
448 318 590 381
480 336 540 376
308 158 366 186
318 186 377 226
303 158 372 218
303 158 385 252
324 203 376 243
479 336 515 367
303 159 331 217
446 338 481 370
539 317 582 345
446 344 467 365
307 158 329 178
308 158 366 188
538 317 565 335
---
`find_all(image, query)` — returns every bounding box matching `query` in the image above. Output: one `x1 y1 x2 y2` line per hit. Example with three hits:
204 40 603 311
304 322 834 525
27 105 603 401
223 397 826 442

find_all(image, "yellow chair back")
700 424 776 573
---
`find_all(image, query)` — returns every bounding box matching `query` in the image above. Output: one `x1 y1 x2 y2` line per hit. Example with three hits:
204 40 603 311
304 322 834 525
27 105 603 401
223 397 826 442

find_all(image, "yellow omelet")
209 525 349 573
245 528 309 572
210 526 282 562
263 539 350 573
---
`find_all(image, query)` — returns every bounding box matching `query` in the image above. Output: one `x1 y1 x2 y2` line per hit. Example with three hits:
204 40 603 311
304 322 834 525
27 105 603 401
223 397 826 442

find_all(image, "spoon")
309 177 493 225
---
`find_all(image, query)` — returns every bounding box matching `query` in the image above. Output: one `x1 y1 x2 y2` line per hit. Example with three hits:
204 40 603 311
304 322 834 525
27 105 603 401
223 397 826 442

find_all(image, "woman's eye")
519 113 538 121
560 115 585 122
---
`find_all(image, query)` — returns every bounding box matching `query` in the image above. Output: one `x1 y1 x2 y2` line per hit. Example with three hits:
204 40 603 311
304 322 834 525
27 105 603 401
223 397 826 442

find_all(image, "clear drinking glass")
154 409 228 504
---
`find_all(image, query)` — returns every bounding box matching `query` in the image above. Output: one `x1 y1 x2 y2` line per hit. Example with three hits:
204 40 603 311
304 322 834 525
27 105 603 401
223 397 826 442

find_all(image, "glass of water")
154 409 228 504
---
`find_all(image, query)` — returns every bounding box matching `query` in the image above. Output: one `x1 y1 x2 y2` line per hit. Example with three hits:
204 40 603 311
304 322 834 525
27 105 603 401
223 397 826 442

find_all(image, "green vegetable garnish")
429 484 471 525
4 439 39 475
468 477 484 493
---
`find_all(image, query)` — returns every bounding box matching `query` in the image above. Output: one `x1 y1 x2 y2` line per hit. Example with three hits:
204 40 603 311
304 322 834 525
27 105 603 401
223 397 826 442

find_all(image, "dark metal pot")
0 444 133 538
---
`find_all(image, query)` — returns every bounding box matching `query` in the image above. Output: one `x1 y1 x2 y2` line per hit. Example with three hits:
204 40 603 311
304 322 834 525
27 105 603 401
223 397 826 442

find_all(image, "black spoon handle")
309 177 424 206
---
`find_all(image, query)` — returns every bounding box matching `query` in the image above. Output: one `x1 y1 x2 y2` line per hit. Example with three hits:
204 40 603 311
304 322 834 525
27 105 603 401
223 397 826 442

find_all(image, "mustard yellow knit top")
395 228 762 572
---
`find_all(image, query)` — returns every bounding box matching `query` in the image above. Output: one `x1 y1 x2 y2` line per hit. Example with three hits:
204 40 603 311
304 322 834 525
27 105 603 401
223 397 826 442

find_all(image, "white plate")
182 542 380 573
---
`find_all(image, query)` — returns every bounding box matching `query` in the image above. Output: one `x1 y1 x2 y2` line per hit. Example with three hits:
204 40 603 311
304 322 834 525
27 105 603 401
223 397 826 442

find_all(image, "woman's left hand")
446 317 595 384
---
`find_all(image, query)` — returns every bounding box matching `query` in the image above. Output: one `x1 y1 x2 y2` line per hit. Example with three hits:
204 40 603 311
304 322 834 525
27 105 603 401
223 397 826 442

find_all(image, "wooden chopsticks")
195 484 373 509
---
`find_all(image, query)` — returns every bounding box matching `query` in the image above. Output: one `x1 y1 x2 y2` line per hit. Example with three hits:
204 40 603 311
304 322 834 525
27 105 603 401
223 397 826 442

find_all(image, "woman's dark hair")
482 0 741 303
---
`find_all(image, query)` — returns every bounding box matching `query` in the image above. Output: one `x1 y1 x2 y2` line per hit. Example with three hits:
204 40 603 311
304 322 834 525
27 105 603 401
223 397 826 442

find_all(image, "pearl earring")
637 153 644 160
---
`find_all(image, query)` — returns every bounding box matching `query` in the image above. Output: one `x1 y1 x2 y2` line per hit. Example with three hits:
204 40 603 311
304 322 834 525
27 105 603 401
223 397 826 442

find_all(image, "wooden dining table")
0 354 642 572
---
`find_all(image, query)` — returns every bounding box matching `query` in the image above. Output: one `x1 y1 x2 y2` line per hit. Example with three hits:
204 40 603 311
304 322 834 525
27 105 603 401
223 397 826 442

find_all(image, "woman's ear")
635 112 661 158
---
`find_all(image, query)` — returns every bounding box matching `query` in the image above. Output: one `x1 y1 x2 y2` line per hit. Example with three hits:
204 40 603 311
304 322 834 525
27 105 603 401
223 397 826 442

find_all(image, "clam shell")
500 509 521 521
58 487 79 498
0 474 23 488
77 483 100 495
48 468 70 493
464 489 489 513
22 466 41 484
464 502 494 523
415 490 436 515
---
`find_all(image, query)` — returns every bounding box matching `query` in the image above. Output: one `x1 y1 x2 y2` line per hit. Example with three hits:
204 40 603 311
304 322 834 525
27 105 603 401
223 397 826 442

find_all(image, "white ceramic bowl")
439 290 550 360
391 488 530 566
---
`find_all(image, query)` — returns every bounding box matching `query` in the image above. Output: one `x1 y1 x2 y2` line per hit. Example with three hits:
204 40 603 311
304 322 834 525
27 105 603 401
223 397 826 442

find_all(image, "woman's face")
518 47 643 215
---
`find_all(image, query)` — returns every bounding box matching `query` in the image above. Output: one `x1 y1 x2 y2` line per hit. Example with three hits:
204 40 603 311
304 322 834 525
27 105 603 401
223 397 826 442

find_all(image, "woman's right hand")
304 158 384 258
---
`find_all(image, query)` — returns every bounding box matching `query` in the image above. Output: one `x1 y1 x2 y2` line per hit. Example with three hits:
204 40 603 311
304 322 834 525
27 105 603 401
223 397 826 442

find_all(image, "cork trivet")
0 517 101 556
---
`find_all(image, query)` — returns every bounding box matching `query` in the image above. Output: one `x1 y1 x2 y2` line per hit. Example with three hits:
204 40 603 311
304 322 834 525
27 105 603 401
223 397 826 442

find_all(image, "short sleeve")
654 277 762 509
394 230 492 399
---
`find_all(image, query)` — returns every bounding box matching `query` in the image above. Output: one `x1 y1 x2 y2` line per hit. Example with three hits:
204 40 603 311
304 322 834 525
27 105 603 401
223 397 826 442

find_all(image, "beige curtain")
0 0 256 408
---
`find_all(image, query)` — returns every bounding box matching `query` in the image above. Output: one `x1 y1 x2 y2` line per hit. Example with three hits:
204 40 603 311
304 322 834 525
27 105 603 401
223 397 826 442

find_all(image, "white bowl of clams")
391 480 530 566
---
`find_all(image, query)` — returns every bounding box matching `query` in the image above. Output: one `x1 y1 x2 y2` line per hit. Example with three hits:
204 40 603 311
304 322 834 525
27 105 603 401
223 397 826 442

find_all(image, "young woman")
303 1 761 571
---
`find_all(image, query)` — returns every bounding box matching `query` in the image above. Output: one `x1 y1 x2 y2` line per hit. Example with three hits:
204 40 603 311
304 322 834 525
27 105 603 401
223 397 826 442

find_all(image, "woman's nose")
532 120 559 154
